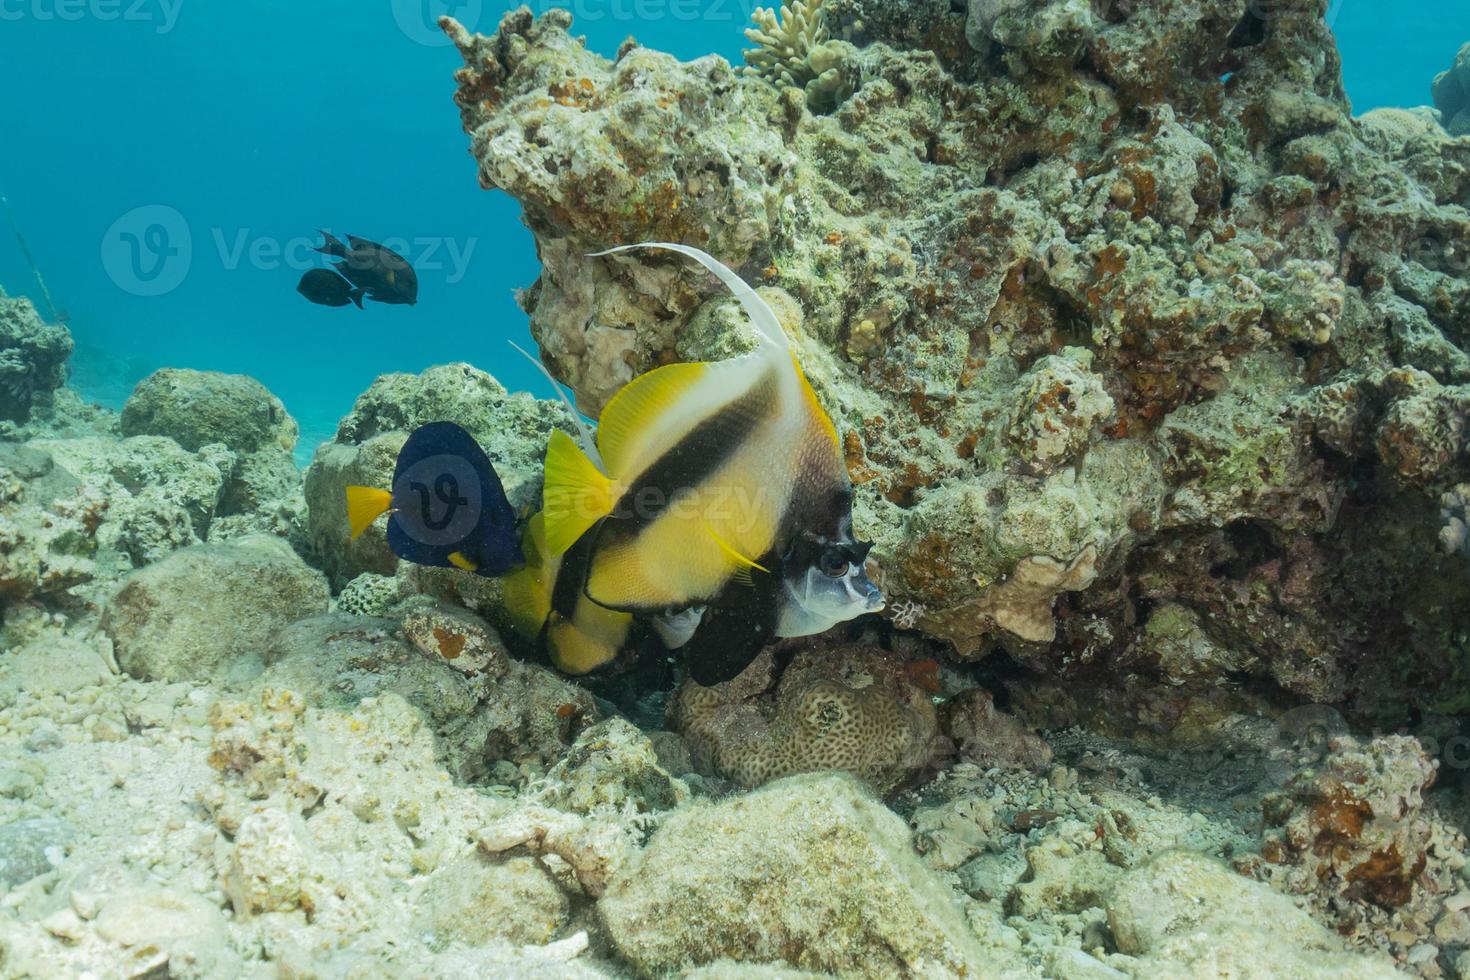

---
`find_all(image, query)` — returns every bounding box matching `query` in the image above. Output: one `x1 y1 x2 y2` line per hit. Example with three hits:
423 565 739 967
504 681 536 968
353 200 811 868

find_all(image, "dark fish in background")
345 421 522 576
315 230 418 305
296 268 363 308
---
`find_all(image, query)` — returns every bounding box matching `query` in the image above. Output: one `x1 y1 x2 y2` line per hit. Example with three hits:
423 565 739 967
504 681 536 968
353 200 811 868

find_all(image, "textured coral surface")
444 0 1470 734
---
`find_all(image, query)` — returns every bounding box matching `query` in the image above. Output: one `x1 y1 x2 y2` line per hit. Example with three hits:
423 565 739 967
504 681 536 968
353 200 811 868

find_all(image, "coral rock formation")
101 535 329 682
672 645 942 796
1434 41 1470 137
598 772 991 976
443 2 1470 729
0 297 71 425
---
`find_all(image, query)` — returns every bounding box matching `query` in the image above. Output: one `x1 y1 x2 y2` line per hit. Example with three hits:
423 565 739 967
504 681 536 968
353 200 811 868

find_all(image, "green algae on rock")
101 535 329 683
598 772 999 977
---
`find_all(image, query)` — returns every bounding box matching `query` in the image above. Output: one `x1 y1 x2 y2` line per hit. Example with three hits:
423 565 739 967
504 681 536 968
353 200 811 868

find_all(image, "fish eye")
819 548 849 578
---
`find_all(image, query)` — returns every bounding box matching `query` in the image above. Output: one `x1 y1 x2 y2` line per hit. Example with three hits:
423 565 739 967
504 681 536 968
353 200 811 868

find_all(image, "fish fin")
386 269 396 286
546 606 630 675
591 243 789 352
447 551 477 572
596 361 710 476
705 522 769 587
501 514 554 639
791 351 841 450
316 230 348 258
508 341 603 468
686 587 779 686
349 288 364 309
345 485 393 540
542 429 617 557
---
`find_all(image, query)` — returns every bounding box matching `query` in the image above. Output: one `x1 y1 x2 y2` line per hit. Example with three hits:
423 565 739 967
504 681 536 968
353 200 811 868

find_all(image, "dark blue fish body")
348 422 522 577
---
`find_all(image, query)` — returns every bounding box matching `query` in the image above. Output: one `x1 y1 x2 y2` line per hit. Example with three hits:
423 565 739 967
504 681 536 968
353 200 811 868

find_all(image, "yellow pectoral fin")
501 565 550 640
447 551 477 572
500 512 557 641
705 523 769 587
542 429 617 556
596 360 709 475
345 486 393 540
546 605 630 675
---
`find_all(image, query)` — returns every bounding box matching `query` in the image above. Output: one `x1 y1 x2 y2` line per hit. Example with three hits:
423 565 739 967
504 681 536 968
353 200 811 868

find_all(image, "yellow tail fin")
345 486 393 540
542 429 617 557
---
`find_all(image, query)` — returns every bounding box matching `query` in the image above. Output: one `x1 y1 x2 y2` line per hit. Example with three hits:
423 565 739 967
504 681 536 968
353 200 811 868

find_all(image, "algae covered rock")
258 611 596 781
412 853 569 948
120 368 296 457
535 717 689 814
598 772 990 977
0 296 72 424
1107 850 1404 978
121 368 305 539
101 534 329 682
1433 41 1470 136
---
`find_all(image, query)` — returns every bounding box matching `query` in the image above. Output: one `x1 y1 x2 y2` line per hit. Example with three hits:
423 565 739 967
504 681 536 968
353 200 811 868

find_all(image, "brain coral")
671 644 942 796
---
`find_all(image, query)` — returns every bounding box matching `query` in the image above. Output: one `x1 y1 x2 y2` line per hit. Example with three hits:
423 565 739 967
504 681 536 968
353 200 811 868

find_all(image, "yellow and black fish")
502 243 883 684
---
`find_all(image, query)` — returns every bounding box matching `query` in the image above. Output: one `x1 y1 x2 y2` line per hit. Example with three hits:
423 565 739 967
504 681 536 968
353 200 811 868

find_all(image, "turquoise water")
0 1 1466 460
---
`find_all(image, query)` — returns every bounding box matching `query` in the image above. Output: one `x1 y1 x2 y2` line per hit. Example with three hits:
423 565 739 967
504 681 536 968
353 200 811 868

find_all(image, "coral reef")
9 0 1470 975
443 0 1470 734
1434 42 1470 137
0 297 71 426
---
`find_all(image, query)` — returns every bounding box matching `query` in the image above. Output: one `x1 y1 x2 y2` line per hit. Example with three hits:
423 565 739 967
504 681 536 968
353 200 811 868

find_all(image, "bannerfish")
502 243 884 684
345 421 521 576
296 268 364 308
315 231 418 306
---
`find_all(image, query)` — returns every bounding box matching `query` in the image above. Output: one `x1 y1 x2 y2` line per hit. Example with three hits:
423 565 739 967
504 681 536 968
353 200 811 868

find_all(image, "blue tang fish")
345 421 522 576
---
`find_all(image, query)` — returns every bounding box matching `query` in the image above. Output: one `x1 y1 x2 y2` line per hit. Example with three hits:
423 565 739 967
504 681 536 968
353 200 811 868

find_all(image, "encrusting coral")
672 644 943 797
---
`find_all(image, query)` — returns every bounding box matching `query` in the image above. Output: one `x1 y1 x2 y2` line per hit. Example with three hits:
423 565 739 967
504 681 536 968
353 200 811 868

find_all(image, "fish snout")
855 574 884 612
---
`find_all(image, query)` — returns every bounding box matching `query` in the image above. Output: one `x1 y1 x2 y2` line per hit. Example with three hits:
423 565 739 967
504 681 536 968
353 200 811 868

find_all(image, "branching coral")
742 0 858 112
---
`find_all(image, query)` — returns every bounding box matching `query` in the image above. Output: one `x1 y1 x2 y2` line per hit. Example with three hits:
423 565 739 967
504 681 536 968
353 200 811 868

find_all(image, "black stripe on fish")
606 370 777 533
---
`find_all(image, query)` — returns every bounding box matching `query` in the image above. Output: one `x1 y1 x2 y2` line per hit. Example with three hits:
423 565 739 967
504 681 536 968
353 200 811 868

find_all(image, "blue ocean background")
0 1 1467 462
